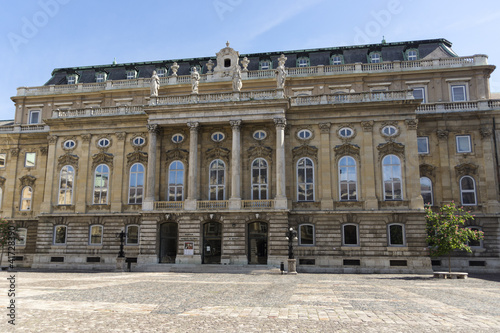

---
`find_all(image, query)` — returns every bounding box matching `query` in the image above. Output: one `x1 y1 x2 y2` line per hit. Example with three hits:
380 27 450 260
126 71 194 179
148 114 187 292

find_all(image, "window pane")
300 225 314 245
127 226 139 244
55 226 66 244
344 225 358 245
457 136 471 152
25 153 36 167
452 85 466 101
462 192 475 205
389 225 404 245
417 137 428 154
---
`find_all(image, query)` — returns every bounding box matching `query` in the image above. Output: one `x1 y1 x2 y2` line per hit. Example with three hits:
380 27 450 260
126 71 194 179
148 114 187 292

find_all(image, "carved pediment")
377 142 405 160
92 152 113 170
292 145 318 162
455 163 478 177
334 143 360 157
206 147 230 160
127 151 148 168
248 145 272 159
165 148 188 163
58 153 79 170
19 175 36 187
419 163 436 177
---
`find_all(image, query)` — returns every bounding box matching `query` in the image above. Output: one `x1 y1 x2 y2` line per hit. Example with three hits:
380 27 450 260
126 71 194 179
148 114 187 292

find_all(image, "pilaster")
318 122 333 210
405 119 424 210
361 121 378 209
185 122 199 210
274 117 287 209
436 128 453 203
143 124 158 211
229 120 242 209
110 132 126 212
480 126 500 213
40 135 58 213
75 134 91 212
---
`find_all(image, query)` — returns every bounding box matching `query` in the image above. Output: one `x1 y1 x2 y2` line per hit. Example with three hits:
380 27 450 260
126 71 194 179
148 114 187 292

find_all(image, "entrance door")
248 222 268 264
159 222 177 263
203 222 222 264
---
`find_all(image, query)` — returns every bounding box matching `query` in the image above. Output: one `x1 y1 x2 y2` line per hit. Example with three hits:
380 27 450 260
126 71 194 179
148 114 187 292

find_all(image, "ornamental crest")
333 143 360 157
377 142 405 160
19 175 36 187
292 145 318 163
206 147 230 160
127 151 148 168
58 153 79 170
248 145 272 159
419 163 436 178
165 148 189 163
92 152 113 170
455 163 478 177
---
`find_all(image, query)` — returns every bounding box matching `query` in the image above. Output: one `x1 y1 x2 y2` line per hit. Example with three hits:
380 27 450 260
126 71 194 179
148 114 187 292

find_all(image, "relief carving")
480 127 492 139
58 153 79 170
91 152 113 171
165 148 188 164
436 129 449 140
405 119 418 130
455 163 478 177
377 142 405 161
127 151 148 168
419 163 436 178
19 175 36 187
248 145 272 159
206 147 230 160
334 143 360 158
0 176 5 186
292 145 318 163
361 120 374 132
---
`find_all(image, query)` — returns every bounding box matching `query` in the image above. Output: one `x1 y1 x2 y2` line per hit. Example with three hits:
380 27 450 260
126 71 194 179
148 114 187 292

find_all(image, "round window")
339 127 354 138
382 125 397 136
298 129 312 140
172 134 184 143
211 132 225 142
63 140 76 149
97 138 110 147
132 137 145 146
253 130 267 140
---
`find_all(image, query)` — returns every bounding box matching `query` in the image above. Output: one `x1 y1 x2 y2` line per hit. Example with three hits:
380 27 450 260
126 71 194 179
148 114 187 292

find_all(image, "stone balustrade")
16 55 489 97
51 105 145 118
152 90 281 106
290 90 414 106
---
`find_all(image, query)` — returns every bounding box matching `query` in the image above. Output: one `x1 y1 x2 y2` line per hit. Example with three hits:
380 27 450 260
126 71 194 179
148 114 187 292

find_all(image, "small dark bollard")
280 262 285 274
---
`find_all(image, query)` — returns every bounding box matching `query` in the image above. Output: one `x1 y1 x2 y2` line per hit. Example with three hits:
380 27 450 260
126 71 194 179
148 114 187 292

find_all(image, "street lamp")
285 227 298 274
116 230 126 258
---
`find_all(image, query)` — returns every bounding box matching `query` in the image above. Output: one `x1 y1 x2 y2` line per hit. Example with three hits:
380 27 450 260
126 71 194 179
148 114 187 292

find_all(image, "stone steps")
137 264 282 274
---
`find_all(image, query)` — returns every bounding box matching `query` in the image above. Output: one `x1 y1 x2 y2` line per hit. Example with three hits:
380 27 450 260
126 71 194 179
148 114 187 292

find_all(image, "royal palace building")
1 39 499 273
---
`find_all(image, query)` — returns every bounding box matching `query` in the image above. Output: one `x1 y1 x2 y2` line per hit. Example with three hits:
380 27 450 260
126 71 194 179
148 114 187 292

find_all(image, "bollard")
280 262 285 274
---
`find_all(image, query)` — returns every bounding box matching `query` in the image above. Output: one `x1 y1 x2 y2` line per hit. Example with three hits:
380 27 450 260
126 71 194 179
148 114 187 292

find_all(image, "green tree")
0 217 19 268
426 202 484 273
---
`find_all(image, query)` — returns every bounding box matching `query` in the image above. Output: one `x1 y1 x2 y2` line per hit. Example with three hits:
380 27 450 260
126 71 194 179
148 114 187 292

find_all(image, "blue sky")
1 0 500 120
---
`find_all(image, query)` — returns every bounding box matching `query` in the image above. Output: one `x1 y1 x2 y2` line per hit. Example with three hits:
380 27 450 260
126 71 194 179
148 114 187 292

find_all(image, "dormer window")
297 57 310 67
66 74 78 85
29 110 40 124
224 59 231 67
259 60 271 70
331 55 343 65
95 72 107 83
406 49 418 61
126 70 137 80
156 68 166 77
369 52 382 63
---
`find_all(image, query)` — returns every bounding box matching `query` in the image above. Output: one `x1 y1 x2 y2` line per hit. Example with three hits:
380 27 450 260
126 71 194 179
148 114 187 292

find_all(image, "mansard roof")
46 38 455 85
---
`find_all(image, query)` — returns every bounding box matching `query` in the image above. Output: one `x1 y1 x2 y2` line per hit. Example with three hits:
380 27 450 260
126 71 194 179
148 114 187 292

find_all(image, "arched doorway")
203 222 222 264
248 222 268 264
159 222 177 263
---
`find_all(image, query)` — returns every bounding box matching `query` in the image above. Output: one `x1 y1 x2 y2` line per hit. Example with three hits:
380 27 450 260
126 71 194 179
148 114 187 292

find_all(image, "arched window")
20 186 33 211
209 159 225 200
299 224 315 246
168 161 184 201
382 155 402 200
297 157 314 201
342 224 359 246
339 156 357 201
420 177 433 206
460 176 477 206
251 158 268 200
93 164 109 204
89 225 103 245
128 163 145 204
388 224 405 246
126 225 139 245
59 165 75 205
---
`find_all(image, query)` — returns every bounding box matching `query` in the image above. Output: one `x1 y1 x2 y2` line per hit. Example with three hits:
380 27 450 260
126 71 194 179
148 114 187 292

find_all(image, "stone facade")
1 39 499 273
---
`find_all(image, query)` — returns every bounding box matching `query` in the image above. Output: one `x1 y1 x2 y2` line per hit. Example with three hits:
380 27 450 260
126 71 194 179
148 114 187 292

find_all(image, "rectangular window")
332 56 342 65
96 73 106 83
417 137 429 154
451 85 467 102
342 224 359 246
388 224 405 246
412 87 426 103
456 135 472 153
89 225 103 245
299 224 315 246
29 110 40 124
16 228 27 246
25 153 36 167
156 68 166 77
126 71 136 80
53 225 67 245
0 153 6 168
126 225 139 245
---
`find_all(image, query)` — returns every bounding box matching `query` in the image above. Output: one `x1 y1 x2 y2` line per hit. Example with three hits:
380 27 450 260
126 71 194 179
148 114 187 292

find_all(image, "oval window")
172 134 184 143
253 130 267 140
211 132 225 142
97 138 110 147
298 129 312 140
63 140 76 149
339 127 354 138
382 125 397 136
132 137 145 146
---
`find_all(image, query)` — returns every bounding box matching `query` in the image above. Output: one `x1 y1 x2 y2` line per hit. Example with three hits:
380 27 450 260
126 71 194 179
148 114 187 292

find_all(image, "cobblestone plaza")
2 271 500 332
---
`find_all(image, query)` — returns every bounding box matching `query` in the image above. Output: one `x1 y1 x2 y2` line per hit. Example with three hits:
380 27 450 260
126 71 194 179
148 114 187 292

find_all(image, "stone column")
3 148 21 218
480 126 500 213
111 132 126 212
185 122 199 210
405 119 424 210
274 118 287 209
229 120 242 209
40 135 58 213
75 134 91 212
361 121 378 209
436 128 453 203
319 123 333 210
142 124 158 211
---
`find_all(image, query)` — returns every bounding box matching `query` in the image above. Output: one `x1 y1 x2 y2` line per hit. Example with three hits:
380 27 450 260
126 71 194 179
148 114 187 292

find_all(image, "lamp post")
285 227 298 274
115 230 127 271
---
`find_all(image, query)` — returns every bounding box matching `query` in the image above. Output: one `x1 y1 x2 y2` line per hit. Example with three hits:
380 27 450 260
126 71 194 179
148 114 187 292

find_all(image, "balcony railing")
51 105 145 118
152 89 282 106
197 200 229 210
290 90 414 106
16 55 489 97
0 124 49 133
242 200 275 209
416 100 500 113
154 201 184 210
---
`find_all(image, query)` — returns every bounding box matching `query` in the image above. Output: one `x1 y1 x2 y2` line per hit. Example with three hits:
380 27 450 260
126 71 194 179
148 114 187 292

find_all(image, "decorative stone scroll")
292 145 318 163
58 153 79 171
405 119 418 130
126 151 148 168
419 163 436 178
81 134 91 142
47 135 58 145
377 142 405 161
334 143 361 158
165 148 188 164
248 145 272 159
187 121 200 132
436 129 449 140
361 121 374 132
147 124 159 134
19 175 36 187
319 122 331 134
91 152 113 171
40 147 48 156
273 117 286 129
10 148 20 157
206 147 230 160
455 163 478 177
480 127 492 139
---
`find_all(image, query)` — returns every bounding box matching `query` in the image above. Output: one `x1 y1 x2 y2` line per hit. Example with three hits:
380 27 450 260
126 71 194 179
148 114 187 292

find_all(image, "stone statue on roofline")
276 54 287 89
232 66 242 92
191 67 200 94
150 70 160 97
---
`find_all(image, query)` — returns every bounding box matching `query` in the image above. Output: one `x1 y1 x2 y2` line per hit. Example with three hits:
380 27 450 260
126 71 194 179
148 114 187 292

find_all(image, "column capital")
361 121 373 132
230 119 242 129
187 121 200 132
436 129 449 140
405 119 418 130
147 124 159 134
115 132 127 141
81 134 91 142
274 117 287 128
319 122 331 133
47 135 58 145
